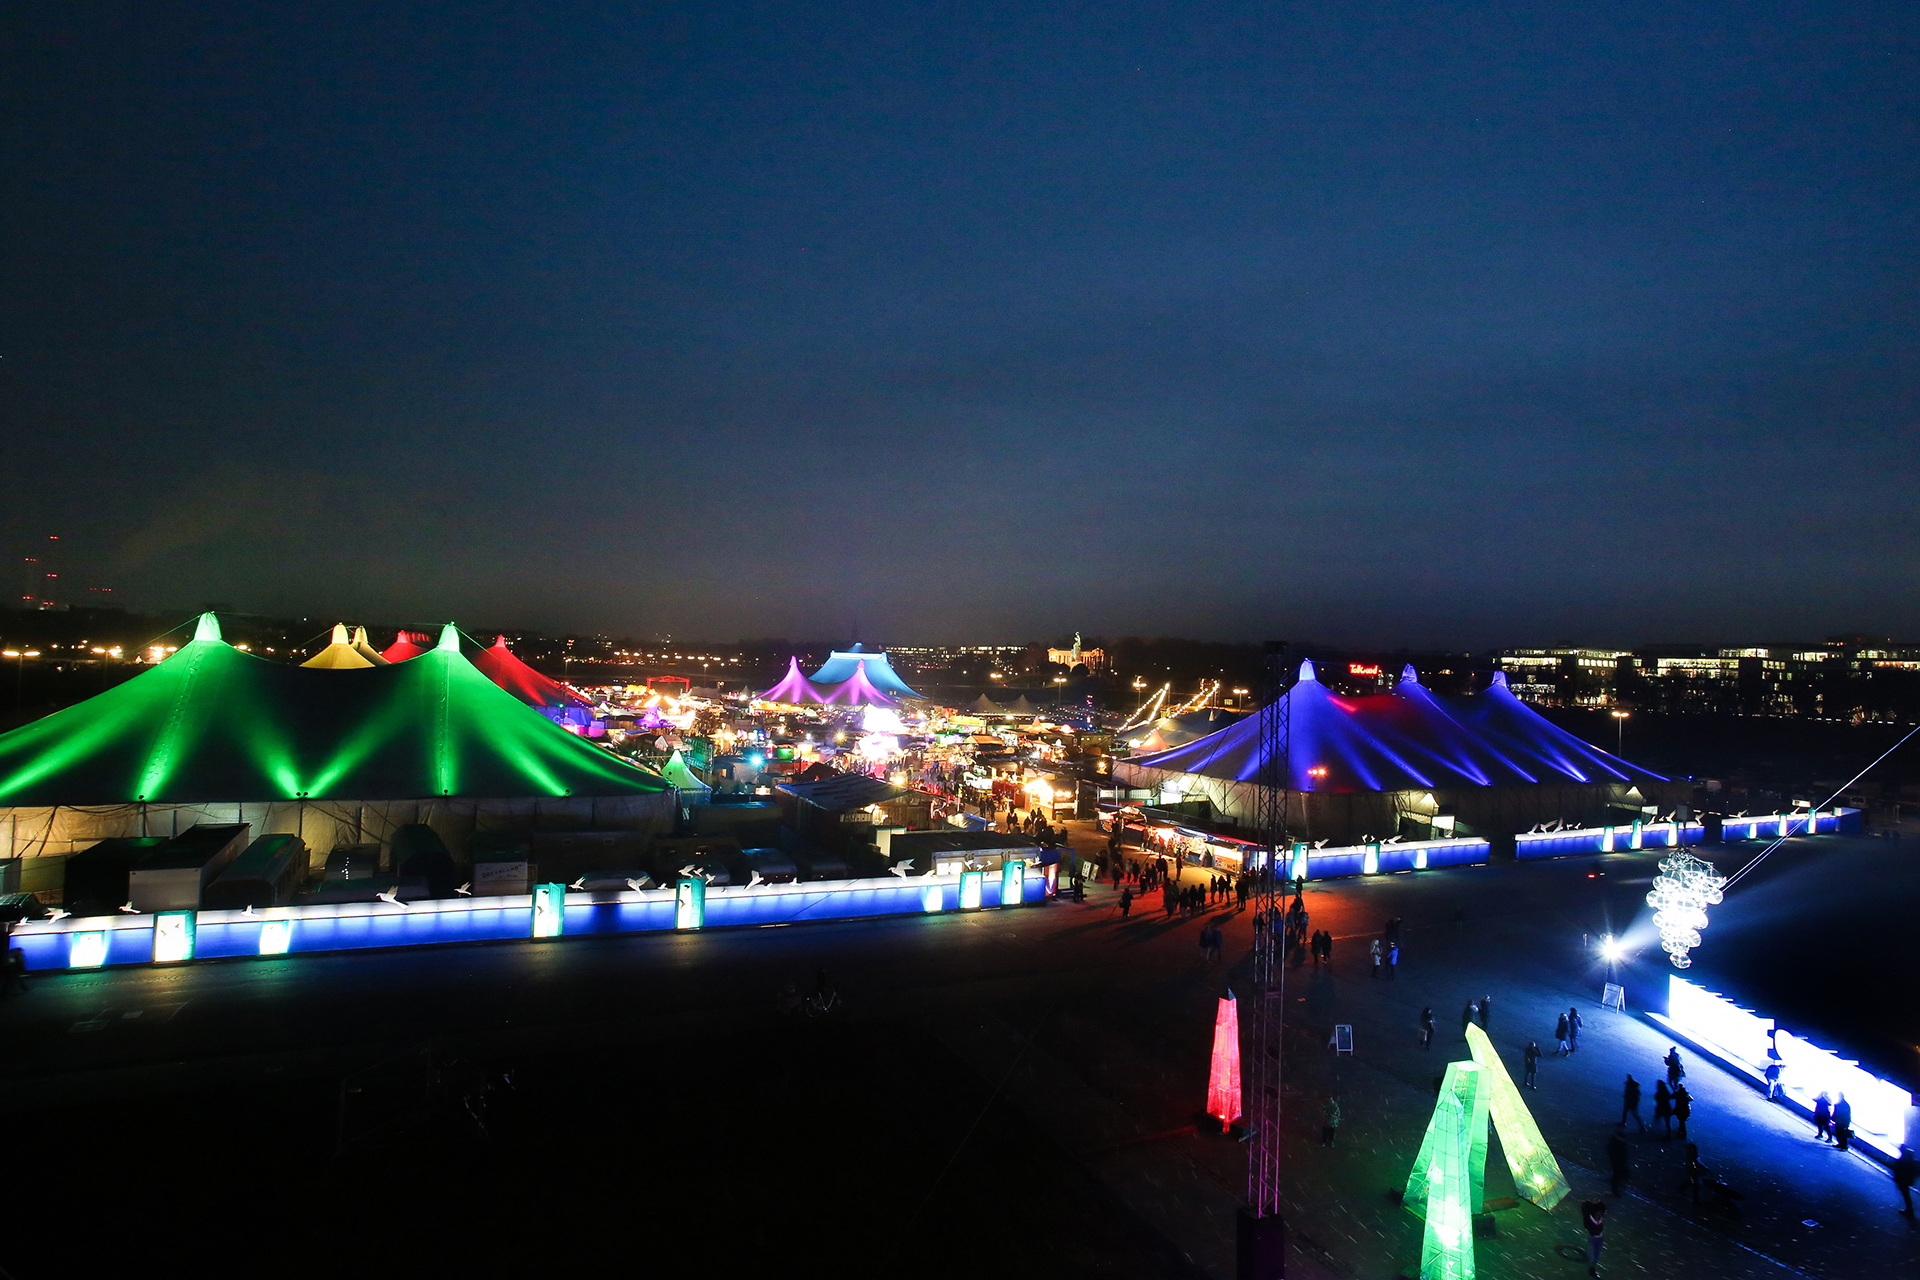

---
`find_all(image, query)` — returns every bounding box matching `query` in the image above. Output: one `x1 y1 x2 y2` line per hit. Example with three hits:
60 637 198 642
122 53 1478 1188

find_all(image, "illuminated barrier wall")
1297 839 1489 881
1719 809 1860 841
9 871 1053 972
1651 976 1915 1160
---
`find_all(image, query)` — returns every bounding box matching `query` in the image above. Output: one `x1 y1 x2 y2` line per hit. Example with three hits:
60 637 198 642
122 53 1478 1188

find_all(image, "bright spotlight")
1600 935 1623 962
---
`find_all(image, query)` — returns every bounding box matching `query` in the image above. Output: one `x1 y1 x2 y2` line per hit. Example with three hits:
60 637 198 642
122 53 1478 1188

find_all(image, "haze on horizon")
3 3 1916 649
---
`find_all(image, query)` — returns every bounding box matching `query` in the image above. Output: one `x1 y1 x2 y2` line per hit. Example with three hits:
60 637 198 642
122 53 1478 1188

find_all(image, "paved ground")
0 827 1912 1278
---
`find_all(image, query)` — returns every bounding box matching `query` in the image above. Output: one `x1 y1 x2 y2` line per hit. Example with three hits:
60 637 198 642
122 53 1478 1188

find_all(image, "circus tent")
0 615 673 862
817 663 897 709
808 645 923 699
382 631 432 663
302 624 375 669
1115 662 1685 843
467 635 593 710
758 657 827 705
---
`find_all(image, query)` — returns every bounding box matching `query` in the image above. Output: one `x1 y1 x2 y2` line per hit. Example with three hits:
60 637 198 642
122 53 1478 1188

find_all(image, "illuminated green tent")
0 615 669 807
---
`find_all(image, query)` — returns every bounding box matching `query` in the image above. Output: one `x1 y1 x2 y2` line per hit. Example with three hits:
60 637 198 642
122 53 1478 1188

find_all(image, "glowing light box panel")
675 877 706 929
531 883 566 938
152 911 196 963
1406 1060 1482 1280
1464 1024 1569 1210
9 871 1051 970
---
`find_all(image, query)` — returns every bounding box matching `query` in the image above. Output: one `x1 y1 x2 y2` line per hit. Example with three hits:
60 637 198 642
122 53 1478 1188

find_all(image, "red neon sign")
1349 663 1382 678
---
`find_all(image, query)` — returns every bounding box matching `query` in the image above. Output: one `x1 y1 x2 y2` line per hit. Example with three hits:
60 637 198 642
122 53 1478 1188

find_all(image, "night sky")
4 3 1916 646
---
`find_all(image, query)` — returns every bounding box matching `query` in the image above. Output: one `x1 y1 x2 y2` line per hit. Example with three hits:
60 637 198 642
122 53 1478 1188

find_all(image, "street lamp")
1610 709 1629 754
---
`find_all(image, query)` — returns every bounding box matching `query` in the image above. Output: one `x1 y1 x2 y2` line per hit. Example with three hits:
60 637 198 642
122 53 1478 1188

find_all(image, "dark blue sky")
4 2 1916 646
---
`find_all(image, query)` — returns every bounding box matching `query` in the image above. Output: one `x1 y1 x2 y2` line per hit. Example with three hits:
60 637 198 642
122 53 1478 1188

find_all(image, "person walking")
1421 1007 1435 1050
1523 1040 1540 1088
1568 1006 1583 1052
1320 1095 1341 1147
1607 1128 1631 1197
1581 1198 1607 1277
1621 1075 1645 1132
1369 938 1382 979
1387 941 1399 979
1479 995 1491 1031
1764 1057 1783 1101
1664 1046 1685 1091
1461 1000 1476 1036
1322 931 1333 966
1555 1012 1571 1056
1834 1094 1853 1151
1813 1092 1834 1142
1654 1080 1673 1139
1893 1145 1916 1215
1673 1083 1691 1141
1119 886 1133 919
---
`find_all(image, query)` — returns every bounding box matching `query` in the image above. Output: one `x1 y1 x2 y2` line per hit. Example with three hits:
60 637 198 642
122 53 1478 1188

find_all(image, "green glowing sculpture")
1465 1023 1570 1210
1405 1060 1481 1280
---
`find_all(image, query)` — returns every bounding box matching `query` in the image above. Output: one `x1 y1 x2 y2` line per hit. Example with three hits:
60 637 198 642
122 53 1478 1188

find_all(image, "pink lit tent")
817 663 898 709
759 657 828 705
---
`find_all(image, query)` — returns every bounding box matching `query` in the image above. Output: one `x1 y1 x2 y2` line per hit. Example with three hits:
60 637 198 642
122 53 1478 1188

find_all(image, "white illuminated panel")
1668 977 1773 1066
959 870 984 910
1362 844 1379 874
258 919 293 954
152 911 195 963
69 932 109 968
1773 1028 1912 1145
922 884 943 913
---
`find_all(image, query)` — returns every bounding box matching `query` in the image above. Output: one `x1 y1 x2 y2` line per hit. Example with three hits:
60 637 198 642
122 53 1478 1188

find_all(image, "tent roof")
0 616 669 806
467 635 592 709
968 694 1005 714
808 649 923 699
661 749 709 793
775 773 907 813
350 626 391 666
1005 695 1040 715
382 631 432 663
758 657 828 705
302 624 376 669
817 663 897 708
1126 662 1667 792
1130 707 1248 754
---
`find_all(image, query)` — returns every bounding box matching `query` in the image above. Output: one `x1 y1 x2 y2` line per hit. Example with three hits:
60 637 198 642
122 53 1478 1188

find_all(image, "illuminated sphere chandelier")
1645 851 1725 969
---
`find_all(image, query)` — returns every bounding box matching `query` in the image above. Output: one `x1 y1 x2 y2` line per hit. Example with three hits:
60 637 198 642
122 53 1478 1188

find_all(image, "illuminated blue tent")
1115 662 1680 842
808 647 923 699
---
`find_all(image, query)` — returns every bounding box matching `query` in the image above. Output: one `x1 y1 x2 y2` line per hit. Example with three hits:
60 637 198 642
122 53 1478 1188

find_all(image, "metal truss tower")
1239 641 1291 1278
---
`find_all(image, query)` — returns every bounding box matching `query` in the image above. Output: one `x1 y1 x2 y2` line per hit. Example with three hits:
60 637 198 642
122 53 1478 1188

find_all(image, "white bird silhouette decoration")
887 859 915 878
47 908 70 923
455 882 472 896
747 870 765 888
625 876 654 892
376 887 405 909
568 877 587 891
118 902 138 914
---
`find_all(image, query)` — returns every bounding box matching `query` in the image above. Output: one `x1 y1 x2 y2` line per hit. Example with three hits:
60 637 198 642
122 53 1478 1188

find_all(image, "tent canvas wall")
467 635 593 709
758 657 828 705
